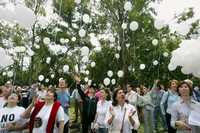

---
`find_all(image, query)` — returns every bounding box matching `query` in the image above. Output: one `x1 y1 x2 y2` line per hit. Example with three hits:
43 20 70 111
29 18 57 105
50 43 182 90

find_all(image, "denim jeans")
97 128 108 133
153 106 168 130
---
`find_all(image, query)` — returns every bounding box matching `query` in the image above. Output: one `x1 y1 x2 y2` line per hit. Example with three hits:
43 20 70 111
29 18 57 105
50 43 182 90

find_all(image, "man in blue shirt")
57 79 70 133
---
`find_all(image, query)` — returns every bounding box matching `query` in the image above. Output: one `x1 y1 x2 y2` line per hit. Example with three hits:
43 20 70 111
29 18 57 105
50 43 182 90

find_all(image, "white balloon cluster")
168 39 200 77
0 2 36 29
0 47 14 69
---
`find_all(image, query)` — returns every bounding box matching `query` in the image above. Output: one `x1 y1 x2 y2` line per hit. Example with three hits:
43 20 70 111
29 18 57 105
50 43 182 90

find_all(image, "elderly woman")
105 88 140 133
22 89 65 133
171 81 200 133
0 93 26 133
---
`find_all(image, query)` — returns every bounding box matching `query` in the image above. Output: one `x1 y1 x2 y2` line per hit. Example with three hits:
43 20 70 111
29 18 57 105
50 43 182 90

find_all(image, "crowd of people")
0 75 200 133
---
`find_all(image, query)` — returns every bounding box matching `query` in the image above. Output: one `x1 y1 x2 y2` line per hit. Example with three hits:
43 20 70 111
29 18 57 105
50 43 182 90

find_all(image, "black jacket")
77 84 97 124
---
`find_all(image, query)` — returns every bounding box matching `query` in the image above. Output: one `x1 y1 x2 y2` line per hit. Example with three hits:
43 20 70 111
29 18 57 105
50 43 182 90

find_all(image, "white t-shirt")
0 97 6 109
105 103 140 133
32 104 64 133
96 100 111 128
0 106 26 133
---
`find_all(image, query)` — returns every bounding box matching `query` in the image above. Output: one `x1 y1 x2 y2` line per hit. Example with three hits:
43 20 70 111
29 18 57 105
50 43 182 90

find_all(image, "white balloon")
153 60 159 66
117 46 121 51
2 72 6 76
35 36 40 43
84 77 89 82
115 53 120 59
45 78 49 83
107 70 113 77
104 78 110 86
163 52 169 57
38 75 44 81
63 65 69 73
181 67 191 75
154 20 165 30
117 70 124 78
83 14 90 24
60 38 65 44
88 80 92 85
43 37 50 45
67 51 72 56
91 62 96 68
126 43 130 48
0 3 36 29
46 57 51 64
7 71 13 77
0 47 14 68
152 39 158 46
162 38 167 43
82 56 89 63
51 74 55 79
65 39 69 43
81 46 90 56
79 29 86 37
168 63 177 71
140 64 146 70
75 0 81 4
124 1 133 11
111 79 116 85
130 21 139 31
85 70 90 75
122 23 127 30
14 46 26 53
71 37 76 42
34 44 40 49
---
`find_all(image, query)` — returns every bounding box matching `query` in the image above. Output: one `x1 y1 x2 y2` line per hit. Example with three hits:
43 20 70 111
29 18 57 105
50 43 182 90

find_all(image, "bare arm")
58 121 64 133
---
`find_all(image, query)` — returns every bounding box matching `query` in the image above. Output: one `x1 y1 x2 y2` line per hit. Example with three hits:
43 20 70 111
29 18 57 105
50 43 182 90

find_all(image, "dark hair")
177 81 193 96
47 88 57 101
100 88 111 101
112 88 123 106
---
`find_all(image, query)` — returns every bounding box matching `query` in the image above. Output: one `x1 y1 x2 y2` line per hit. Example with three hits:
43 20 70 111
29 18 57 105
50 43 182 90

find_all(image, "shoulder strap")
46 100 61 133
29 101 45 133
120 108 127 133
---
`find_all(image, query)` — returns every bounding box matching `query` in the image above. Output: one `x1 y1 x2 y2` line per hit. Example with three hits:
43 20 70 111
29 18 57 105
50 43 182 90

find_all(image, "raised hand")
73 74 81 84
128 109 136 118
109 106 115 117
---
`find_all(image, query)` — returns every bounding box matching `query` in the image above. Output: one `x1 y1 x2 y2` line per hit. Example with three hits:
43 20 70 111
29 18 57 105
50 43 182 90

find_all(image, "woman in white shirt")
105 88 140 133
0 93 26 133
94 88 112 133
171 81 200 133
22 88 65 133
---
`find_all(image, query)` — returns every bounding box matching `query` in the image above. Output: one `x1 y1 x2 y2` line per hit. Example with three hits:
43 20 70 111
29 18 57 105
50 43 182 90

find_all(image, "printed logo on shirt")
0 113 15 132
34 117 43 128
